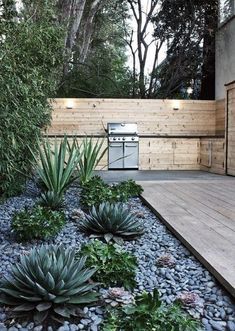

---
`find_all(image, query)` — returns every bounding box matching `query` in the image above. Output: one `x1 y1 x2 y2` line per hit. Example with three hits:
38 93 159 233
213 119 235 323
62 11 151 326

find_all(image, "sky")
126 1 167 73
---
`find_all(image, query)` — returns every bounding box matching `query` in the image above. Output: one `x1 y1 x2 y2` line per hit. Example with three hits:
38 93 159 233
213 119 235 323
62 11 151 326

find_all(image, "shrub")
0 245 98 324
78 202 144 244
79 240 137 289
80 177 144 210
80 176 113 210
102 289 201 331
0 1 64 197
31 136 81 210
69 137 107 185
112 180 143 201
12 205 65 241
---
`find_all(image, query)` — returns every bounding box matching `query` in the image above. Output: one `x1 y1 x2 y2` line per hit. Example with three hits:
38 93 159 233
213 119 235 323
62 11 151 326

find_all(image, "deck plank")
140 178 235 298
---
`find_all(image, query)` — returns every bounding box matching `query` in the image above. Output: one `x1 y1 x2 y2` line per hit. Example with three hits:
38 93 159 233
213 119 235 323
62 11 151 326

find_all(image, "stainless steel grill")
107 123 139 169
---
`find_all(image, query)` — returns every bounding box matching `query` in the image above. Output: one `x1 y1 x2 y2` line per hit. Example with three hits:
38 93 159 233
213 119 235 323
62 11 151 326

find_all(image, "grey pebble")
209 320 226 331
0 188 235 331
227 321 235 331
93 317 102 325
80 319 90 326
58 326 70 331
33 327 43 331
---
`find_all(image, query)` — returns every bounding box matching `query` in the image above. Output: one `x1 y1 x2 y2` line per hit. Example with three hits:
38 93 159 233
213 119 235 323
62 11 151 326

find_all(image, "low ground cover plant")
80 176 143 210
79 240 137 289
12 205 65 241
112 179 143 201
78 202 144 244
80 176 113 210
0 245 98 324
102 289 201 331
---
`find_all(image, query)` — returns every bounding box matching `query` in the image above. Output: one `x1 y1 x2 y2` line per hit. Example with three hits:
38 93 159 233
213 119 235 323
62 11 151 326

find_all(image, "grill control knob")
113 137 117 141
132 137 135 141
122 137 126 141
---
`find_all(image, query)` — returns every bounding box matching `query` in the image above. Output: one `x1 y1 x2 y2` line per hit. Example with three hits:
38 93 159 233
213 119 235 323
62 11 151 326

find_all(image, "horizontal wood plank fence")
47 99 226 173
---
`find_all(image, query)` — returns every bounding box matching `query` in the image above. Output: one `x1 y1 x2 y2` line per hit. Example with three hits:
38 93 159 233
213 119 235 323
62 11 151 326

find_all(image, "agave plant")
0 245 98 324
69 137 107 185
30 136 81 209
39 191 65 210
78 202 144 243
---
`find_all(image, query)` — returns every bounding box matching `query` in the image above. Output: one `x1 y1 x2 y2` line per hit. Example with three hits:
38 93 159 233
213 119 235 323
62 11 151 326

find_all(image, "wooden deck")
140 177 235 297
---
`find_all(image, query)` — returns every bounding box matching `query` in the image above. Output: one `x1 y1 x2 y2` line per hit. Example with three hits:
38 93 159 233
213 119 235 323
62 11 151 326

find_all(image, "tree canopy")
1 0 219 101
55 0 218 99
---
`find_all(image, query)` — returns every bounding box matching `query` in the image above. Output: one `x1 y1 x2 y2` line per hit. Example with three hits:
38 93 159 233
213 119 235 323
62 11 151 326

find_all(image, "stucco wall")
216 17 235 99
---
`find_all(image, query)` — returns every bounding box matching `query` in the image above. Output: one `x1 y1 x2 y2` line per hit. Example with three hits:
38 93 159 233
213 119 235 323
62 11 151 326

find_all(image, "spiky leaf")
0 245 98 323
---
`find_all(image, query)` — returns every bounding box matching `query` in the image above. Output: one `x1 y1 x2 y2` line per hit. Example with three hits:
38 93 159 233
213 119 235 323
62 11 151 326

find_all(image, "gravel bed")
0 182 234 331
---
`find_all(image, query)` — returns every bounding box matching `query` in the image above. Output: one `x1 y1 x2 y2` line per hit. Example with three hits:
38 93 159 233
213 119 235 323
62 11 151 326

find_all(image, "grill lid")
107 123 138 135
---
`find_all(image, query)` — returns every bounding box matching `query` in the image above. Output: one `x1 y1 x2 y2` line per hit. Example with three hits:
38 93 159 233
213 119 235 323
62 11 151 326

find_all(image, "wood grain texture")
226 85 235 176
48 99 217 136
46 98 228 172
140 178 235 297
200 138 225 174
216 99 225 135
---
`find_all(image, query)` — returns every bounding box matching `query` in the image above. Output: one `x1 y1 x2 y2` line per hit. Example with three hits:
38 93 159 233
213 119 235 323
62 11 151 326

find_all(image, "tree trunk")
78 0 103 63
199 2 218 100
66 0 87 50
57 0 87 76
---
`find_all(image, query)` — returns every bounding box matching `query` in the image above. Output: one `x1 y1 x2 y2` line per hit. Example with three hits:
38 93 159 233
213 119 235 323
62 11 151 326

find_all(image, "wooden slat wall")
46 98 227 172
200 138 225 174
216 99 225 135
226 83 235 176
48 99 217 136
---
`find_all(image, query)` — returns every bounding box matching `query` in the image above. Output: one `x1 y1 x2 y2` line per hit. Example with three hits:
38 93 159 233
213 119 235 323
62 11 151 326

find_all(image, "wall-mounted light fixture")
173 100 180 110
66 99 74 109
187 87 193 95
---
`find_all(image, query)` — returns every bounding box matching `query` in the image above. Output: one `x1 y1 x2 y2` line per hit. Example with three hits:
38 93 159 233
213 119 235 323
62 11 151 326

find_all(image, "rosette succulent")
0 245 98 324
102 287 134 307
156 254 176 268
78 202 144 243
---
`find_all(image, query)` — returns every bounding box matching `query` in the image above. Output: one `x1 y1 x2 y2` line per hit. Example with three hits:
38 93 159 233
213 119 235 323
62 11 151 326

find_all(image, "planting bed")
0 182 234 331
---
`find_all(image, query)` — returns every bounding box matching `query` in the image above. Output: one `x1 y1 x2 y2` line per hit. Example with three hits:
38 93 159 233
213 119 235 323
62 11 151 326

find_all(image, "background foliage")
0 0 65 196
56 0 218 99
58 0 132 98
